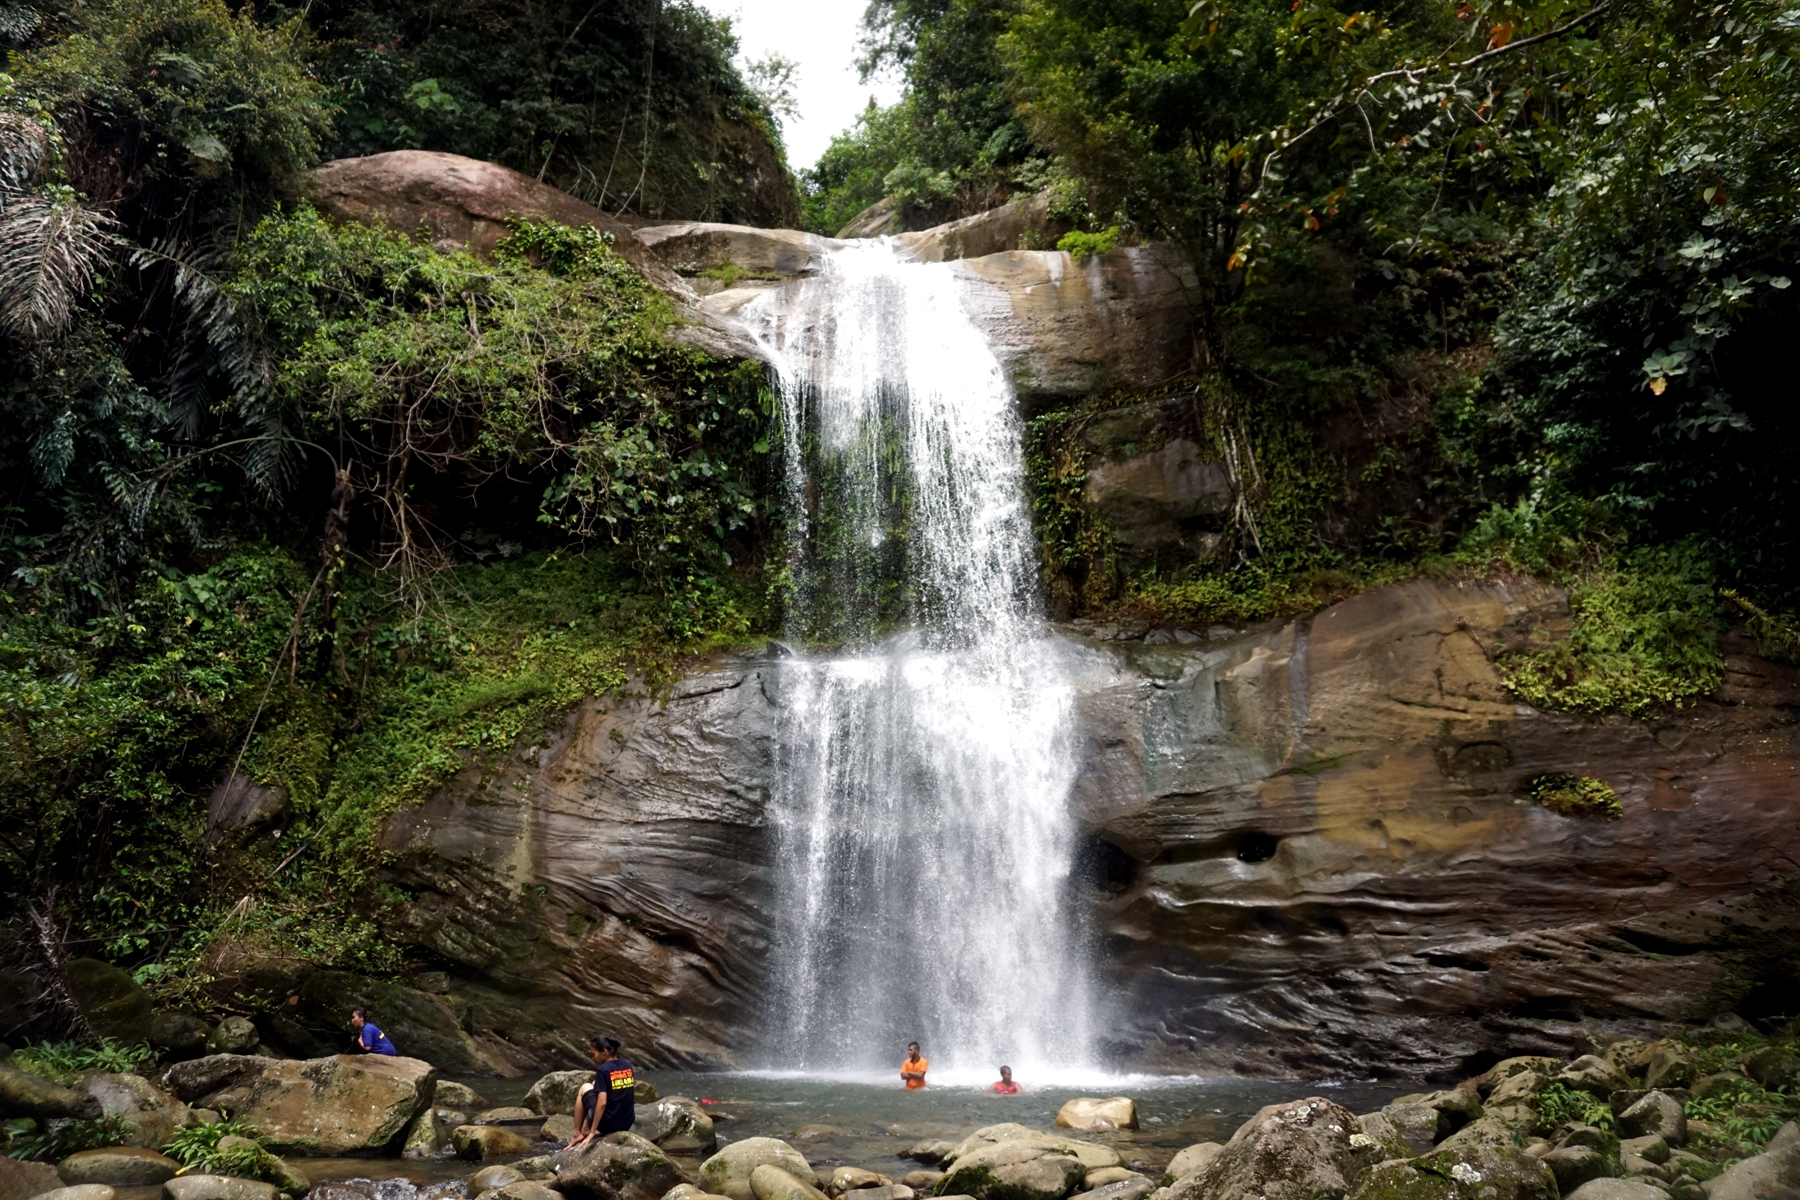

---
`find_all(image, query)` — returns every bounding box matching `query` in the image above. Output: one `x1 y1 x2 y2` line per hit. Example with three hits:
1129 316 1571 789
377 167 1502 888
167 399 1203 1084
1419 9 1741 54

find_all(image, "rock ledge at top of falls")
367 576 1800 1077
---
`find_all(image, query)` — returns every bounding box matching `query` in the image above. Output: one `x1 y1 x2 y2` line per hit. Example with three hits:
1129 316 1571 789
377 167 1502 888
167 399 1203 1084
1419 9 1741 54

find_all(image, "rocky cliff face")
376 579 1800 1077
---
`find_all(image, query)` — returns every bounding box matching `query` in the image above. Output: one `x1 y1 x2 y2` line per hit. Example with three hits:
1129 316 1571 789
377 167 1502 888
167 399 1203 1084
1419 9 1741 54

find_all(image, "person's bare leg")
568 1082 595 1147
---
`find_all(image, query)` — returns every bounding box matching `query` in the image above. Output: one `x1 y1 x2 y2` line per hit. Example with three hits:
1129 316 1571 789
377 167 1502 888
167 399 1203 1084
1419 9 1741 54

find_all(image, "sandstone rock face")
1056 1097 1138 1132
365 572 1800 1077
894 192 1070 263
172 1054 435 1154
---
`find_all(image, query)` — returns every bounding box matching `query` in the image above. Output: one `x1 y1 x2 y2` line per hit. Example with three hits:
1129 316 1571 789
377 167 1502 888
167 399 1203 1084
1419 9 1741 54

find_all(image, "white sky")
701 0 905 170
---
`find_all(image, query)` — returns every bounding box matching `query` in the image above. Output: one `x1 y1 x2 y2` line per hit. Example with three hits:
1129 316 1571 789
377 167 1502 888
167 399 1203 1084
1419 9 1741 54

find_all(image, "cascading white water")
740 239 1090 1079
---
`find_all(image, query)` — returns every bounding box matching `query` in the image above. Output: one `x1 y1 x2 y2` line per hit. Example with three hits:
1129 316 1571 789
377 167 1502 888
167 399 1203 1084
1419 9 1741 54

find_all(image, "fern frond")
0 191 117 342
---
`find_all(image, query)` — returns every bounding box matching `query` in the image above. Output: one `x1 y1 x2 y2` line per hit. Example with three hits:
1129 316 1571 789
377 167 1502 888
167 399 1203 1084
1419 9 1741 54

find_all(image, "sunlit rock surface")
378 577 1800 1077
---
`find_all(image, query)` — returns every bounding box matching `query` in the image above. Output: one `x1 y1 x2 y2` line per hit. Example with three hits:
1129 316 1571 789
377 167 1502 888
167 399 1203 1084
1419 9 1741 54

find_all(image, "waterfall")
740 239 1090 1078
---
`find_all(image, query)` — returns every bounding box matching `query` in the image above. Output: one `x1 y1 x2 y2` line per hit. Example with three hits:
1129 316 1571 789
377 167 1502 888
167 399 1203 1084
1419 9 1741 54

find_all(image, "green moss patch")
1527 775 1623 821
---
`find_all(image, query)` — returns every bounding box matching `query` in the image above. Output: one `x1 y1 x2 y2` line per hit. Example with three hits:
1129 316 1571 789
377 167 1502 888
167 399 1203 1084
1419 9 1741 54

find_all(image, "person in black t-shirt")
569 1035 635 1146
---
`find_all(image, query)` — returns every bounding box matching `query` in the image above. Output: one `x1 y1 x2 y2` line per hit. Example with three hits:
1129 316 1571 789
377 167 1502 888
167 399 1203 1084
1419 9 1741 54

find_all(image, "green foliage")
4 1115 132 1161
1500 544 1724 718
1527 774 1623 821
1056 227 1119 261
1534 1082 1616 1132
1686 1077 1798 1156
7 1039 155 1083
311 0 797 226
164 1116 281 1182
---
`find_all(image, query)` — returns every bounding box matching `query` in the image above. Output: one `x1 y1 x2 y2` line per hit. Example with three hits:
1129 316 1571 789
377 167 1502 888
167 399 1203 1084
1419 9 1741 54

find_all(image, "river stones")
751 1166 828 1200
438 1081 488 1108
1057 1098 1138 1132
34 1187 116 1200
1565 1183 1672 1200
1541 1146 1611 1193
664 1187 731 1200
900 1174 943 1192
0 1064 100 1119
1085 1180 1154 1200
635 1098 716 1153
1620 1092 1687 1144
936 1141 1088 1200
472 1167 528 1193
1162 1146 1223 1186
0 1155 60 1200
942 1126 1120 1171
553 1131 682 1200
456 1125 533 1160
699 1139 820 1200
1166 1097 1366 1200
544 1115 576 1142
1084 1170 1143 1190
1558 1057 1631 1099
1700 1121 1800 1200
163 1176 278 1200
827 1169 892 1195
402 1110 443 1158
57 1148 181 1187
527 1071 592 1116
1348 1143 1557 1200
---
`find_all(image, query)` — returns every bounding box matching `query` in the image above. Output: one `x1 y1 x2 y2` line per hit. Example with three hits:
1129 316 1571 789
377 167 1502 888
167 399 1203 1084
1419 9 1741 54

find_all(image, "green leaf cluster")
6 1039 156 1083
1526 774 1622 821
1533 1082 1616 1131
3 1115 132 1161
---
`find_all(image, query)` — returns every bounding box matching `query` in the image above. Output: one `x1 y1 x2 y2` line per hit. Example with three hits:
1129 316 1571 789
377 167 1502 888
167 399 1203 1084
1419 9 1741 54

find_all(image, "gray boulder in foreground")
1169 1097 1368 1200
1701 1122 1800 1200
552 1131 682 1200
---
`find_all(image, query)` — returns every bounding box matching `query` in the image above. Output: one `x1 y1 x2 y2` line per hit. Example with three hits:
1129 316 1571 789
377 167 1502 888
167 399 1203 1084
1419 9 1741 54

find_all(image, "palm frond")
0 112 50 192
0 191 118 342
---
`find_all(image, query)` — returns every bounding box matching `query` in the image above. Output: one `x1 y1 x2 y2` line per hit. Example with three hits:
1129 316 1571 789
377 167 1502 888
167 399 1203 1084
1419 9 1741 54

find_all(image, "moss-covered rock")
64 961 153 1045
1348 1143 1556 1200
551 1132 684 1200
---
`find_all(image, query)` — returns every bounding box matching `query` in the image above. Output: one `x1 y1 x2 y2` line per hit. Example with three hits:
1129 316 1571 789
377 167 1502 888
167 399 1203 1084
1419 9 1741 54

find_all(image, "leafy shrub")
1686 1079 1797 1154
1528 775 1623 821
1534 1082 1615 1131
1056 227 1120 262
164 1116 282 1182
8 1039 156 1084
1500 543 1724 718
5 1115 133 1161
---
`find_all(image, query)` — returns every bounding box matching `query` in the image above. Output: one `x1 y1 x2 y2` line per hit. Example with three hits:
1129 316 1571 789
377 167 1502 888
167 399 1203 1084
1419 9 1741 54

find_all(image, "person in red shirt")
991 1065 1019 1094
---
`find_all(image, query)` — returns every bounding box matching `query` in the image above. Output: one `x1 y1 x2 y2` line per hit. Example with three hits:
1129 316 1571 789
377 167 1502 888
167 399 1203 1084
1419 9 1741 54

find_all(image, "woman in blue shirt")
350 1007 398 1055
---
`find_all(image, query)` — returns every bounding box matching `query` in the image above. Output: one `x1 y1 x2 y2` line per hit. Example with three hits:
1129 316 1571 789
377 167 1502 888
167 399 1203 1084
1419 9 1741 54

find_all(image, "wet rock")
1557 1126 1619 1156
34 1187 116 1200
1740 1049 1800 1091
826 1169 892 1195
750 1166 828 1200
186 1055 436 1155
942 1127 1119 1172
635 1099 714 1153
0 1156 60 1200
207 1017 261 1055
1085 1181 1153 1200
900 1174 944 1192
1620 1093 1687 1144
1566 1182 1673 1200
0 1064 100 1119
473 1167 527 1193
402 1110 443 1158
1082 441 1232 564
937 1142 1087 1200
1700 1122 1800 1200
527 1072 592 1117
1560 1057 1632 1098
162 1055 277 1103
1084 1170 1144 1190
554 1132 682 1200
1162 1145 1223 1185
456 1126 533 1160
57 1148 181 1187
699 1140 819 1200
1543 1147 1612 1193
438 1082 488 1108
151 1013 211 1056
1057 1098 1139 1133
487 1185 563 1200
665 1188 729 1200
791 1127 842 1143
845 1188 911 1200
476 1108 543 1126
904 1143 956 1167
1378 1105 1444 1154
1348 1142 1557 1200
163 1176 278 1200
1167 1097 1366 1200
294 971 505 1076
1352 1115 1417 1163
635 1082 660 1105
543 1115 576 1143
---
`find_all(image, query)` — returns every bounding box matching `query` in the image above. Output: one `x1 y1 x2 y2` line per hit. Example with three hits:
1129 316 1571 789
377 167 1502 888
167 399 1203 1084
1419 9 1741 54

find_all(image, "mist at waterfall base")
742 239 1095 1082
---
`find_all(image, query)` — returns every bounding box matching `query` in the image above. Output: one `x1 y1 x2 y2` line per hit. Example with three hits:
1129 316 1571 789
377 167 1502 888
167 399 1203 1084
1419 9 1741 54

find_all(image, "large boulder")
699 1139 820 1200
1741 1049 1800 1091
63 959 154 1044
750 1167 828 1200
172 1054 436 1154
635 1098 716 1153
1619 1092 1686 1144
454 1125 532 1160
162 1177 278 1200
206 1017 259 1055
0 1156 61 1200
552 1131 682 1200
1164 1146 1224 1185
1348 1143 1557 1200
1167 1098 1367 1200
149 1013 211 1057
294 970 505 1076
1541 1147 1611 1193
895 192 1070 263
0 1063 101 1118
1056 1098 1139 1132
1701 1122 1800 1200
1558 1057 1631 1098
1568 1183 1677 1200
527 1070 591 1116
936 1142 1086 1200
83 1072 186 1148
57 1148 181 1187
943 1127 1119 1171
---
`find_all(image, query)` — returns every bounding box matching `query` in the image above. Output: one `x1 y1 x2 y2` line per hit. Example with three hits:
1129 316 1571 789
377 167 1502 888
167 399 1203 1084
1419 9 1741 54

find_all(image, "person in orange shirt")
991 1065 1019 1094
900 1042 928 1089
